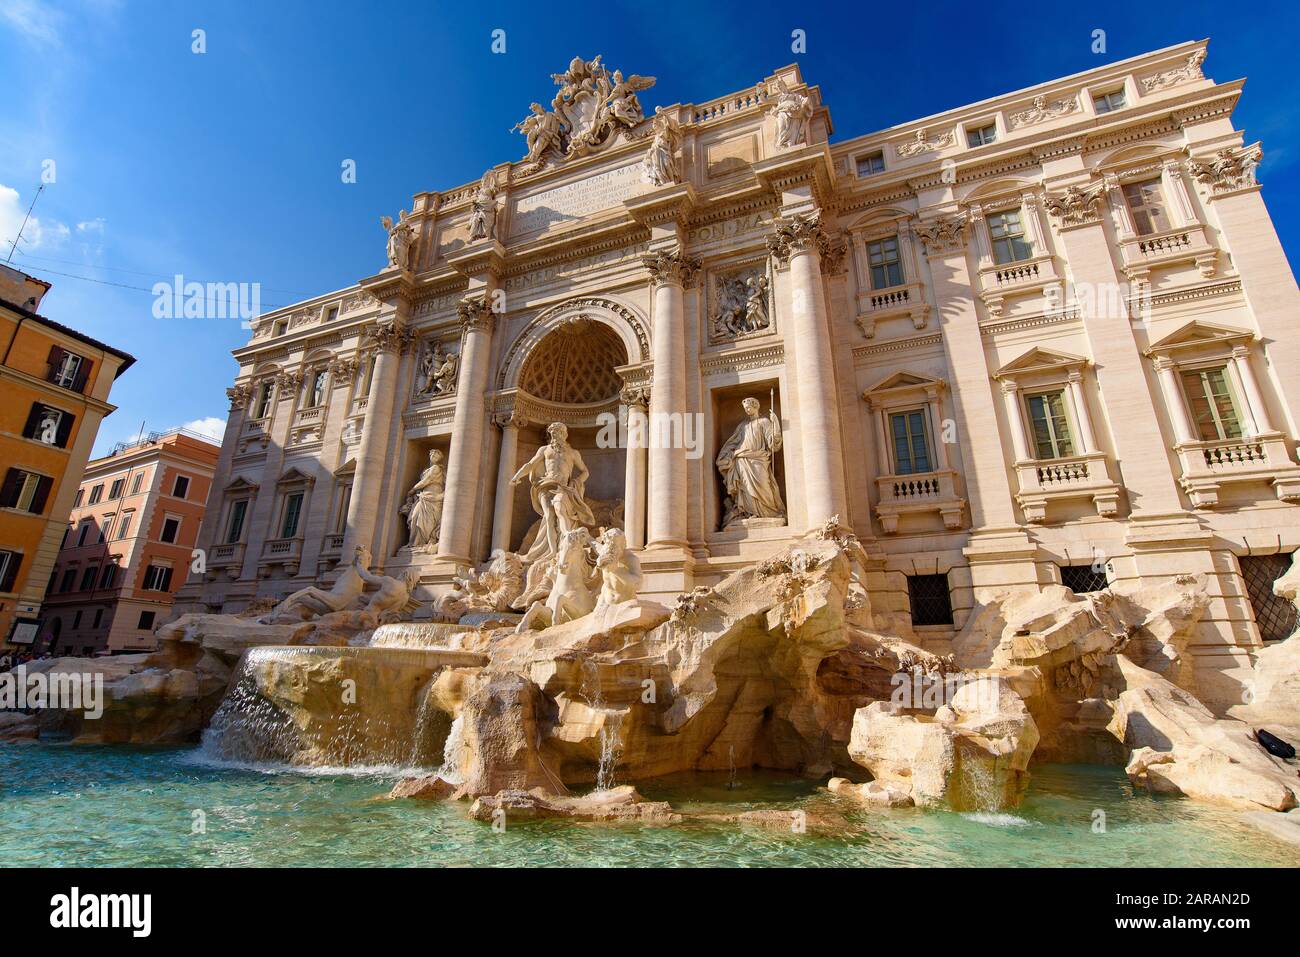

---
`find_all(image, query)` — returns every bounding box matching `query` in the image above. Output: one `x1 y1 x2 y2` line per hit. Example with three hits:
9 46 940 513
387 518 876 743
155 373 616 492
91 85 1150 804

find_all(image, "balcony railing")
977 254 1061 319
874 469 965 533
855 282 929 337
1119 223 1217 282
1014 451 1120 523
1175 433 1300 508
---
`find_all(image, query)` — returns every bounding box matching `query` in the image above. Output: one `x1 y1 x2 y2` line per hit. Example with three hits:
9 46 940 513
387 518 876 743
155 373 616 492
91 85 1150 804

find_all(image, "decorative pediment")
994 347 1088 379
276 467 316 488
224 476 259 494
333 458 357 478
1146 320 1253 356
862 370 945 407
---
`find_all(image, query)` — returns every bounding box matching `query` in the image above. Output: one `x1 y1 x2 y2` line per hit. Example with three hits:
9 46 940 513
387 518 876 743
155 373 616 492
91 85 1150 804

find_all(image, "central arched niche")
507 317 630 552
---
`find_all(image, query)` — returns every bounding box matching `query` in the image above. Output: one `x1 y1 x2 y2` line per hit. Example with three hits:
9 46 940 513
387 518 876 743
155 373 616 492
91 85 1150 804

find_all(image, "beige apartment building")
175 39 1299 710
41 429 218 655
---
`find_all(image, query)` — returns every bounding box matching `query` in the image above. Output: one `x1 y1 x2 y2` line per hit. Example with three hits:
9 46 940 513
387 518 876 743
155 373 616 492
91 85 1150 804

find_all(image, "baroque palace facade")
177 40 1300 709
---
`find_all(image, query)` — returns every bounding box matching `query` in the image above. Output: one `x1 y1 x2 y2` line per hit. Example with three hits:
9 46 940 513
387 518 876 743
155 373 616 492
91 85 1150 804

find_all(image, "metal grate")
907 573 954 626
1239 553 1298 642
1060 563 1109 594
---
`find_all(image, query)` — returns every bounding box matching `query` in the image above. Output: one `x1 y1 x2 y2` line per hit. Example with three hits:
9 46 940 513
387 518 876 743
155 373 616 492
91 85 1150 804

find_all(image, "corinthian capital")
766 211 833 266
619 383 651 410
642 249 701 289
912 216 968 256
1043 184 1106 226
226 383 253 411
365 319 413 354
457 294 495 334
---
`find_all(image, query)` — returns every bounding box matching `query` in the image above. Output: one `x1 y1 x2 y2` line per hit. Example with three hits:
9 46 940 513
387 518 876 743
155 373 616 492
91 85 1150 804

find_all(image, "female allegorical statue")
716 397 785 527
402 448 446 550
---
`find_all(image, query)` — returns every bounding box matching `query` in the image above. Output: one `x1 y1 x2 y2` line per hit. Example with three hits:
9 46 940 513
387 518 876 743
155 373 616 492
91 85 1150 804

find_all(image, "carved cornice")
1140 50 1206 94
698 342 785 377
895 128 955 157
912 216 967 256
1008 94 1080 129
642 249 702 289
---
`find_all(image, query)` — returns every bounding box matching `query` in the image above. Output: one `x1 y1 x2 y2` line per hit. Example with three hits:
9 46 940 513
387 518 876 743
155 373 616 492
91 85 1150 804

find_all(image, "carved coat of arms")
514 56 655 164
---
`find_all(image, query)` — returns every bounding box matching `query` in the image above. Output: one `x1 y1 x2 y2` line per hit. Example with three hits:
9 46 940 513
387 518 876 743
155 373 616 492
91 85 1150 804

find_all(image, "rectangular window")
141 564 174 592
2 469 52 515
273 319 288 337
908 574 954 626
856 151 885 176
987 210 1034 264
1026 391 1075 459
889 410 933 475
226 499 249 544
74 488 84 507
360 357 376 396
80 566 98 591
117 512 132 540
867 237 904 289
73 610 82 629
93 608 103 629
967 123 997 147
49 349 86 390
172 475 190 499
99 516 112 543
1123 179 1171 236
281 492 304 539
160 516 181 544
100 564 117 589
108 478 125 499
324 305 339 323
255 382 275 418
1094 89 1127 113
88 484 104 505
22 403 71 447
333 485 352 535
0 550 20 593
1181 367 1242 441
138 610 156 630
131 472 144 495
1060 563 1109 594
59 568 76 592
76 522 90 546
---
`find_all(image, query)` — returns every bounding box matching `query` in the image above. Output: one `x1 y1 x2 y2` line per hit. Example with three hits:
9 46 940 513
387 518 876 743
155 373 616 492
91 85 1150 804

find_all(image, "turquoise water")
0 745 1294 867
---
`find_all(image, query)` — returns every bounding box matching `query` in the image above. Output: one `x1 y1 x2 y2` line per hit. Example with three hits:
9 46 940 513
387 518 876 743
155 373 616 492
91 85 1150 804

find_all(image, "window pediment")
862 370 945 408
1146 320 1252 357
994 347 1088 380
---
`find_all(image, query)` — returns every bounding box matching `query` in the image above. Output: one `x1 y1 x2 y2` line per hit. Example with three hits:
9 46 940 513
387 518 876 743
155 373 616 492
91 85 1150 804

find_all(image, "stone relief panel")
413 338 461 400
709 261 773 344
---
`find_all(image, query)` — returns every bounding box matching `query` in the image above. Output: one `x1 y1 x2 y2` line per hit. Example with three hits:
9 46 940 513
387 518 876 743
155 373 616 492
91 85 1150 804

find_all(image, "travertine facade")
176 40 1300 709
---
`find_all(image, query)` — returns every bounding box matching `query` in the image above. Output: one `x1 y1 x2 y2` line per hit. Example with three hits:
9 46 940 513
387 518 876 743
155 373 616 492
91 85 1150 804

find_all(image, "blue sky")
2 0 1296 457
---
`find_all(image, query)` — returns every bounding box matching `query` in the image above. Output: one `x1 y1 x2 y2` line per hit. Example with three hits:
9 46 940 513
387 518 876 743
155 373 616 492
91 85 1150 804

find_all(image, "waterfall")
438 714 466 784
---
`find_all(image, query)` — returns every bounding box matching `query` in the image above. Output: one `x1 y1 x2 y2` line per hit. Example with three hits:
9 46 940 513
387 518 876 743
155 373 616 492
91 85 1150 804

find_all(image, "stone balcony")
854 281 930 338
1013 451 1121 523
207 542 245 580
1175 433 1300 508
874 469 965 534
976 254 1062 318
259 536 302 576
1119 222 1218 284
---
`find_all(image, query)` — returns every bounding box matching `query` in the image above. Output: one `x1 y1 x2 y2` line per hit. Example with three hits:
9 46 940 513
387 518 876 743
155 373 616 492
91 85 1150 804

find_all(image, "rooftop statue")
515 56 656 164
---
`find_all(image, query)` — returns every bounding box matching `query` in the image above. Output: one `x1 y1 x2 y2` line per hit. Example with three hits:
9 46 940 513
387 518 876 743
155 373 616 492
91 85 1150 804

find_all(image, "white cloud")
76 217 105 235
182 417 228 441
0 0 64 47
0 182 69 252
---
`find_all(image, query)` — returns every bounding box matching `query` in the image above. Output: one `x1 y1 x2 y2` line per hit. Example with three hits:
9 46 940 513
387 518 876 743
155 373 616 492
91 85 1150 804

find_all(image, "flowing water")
1 745 1294 867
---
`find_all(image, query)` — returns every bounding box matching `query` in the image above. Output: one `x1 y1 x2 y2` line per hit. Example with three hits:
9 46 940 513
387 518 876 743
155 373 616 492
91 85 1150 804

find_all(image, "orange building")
0 263 135 649
39 429 219 654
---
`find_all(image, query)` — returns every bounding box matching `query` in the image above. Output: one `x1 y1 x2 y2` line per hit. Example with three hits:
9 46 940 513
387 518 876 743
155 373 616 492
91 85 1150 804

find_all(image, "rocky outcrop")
1111 657 1297 812
467 785 680 824
846 675 1039 811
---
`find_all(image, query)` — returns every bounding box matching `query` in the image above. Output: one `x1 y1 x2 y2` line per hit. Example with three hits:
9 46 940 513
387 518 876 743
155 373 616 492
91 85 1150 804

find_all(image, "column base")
637 544 695 604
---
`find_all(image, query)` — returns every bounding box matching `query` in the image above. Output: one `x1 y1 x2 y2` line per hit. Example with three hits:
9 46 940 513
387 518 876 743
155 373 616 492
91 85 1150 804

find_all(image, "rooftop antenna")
4 184 44 264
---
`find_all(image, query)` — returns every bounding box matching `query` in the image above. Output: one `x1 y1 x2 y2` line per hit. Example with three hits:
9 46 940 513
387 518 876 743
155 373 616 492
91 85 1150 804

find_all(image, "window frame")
855 151 886 177
986 209 1034 265
1122 177 1171 237
966 122 997 148
888 408 934 476
866 235 904 290
1024 389 1076 460
1179 364 1244 442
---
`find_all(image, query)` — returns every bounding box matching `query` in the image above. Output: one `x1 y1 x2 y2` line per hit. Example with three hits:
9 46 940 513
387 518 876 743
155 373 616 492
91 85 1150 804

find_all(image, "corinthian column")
769 213 849 529
621 385 650 549
644 249 698 548
438 295 496 564
344 319 411 557
490 409 524 555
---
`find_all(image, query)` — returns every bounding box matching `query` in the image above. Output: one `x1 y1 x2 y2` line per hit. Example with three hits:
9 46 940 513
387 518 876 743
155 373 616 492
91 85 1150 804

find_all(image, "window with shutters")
109 478 125 499
131 472 144 495
225 499 249 543
2 468 52 515
0 550 21 593
73 488 84 507
76 522 90 546
281 492 304 538
48 348 88 391
80 566 98 591
88 484 104 505
141 564 174 592
100 563 117 589
22 403 73 448
99 515 113 543
59 568 75 592
117 511 133 540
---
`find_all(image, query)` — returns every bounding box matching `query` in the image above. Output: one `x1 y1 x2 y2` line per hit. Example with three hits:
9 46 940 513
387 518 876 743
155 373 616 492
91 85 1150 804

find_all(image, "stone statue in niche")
468 170 499 242
770 78 812 149
261 545 407 623
716 397 786 528
641 108 682 186
417 341 459 397
381 210 414 271
401 449 446 551
713 268 770 338
511 422 595 567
